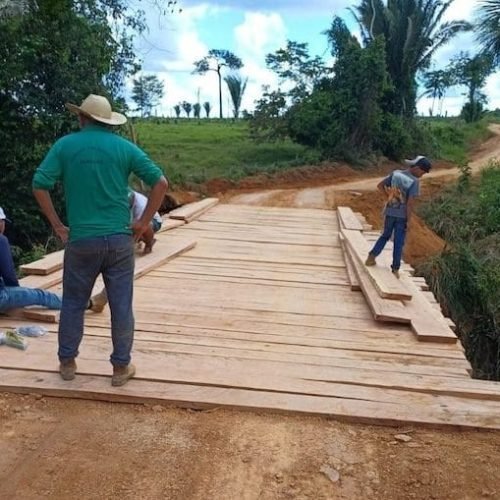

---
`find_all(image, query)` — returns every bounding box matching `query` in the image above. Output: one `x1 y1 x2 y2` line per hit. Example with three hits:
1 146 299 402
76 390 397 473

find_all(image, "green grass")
133 118 320 187
422 117 493 165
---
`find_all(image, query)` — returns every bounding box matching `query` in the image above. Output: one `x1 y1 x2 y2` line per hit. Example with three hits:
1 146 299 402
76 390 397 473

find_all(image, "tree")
450 52 494 122
181 101 192 118
476 0 500 66
0 0 149 250
421 69 454 116
249 87 289 141
289 24 391 158
203 101 211 118
266 40 327 102
131 74 164 117
224 74 248 118
173 104 181 118
348 0 470 116
193 49 243 118
193 102 201 119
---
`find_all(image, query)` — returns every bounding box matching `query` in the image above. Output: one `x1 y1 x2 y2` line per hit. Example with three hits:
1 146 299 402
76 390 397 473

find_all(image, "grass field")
133 119 320 187
133 117 494 188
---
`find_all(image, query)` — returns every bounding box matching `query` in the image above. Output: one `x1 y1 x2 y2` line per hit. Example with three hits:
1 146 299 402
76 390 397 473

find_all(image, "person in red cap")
365 156 432 277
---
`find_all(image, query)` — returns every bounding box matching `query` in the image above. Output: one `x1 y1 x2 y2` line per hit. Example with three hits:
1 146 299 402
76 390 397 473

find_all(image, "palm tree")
421 69 453 116
203 101 211 118
349 0 470 116
224 74 248 118
476 0 500 66
193 49 243 118
193 102 201 119
181 101 192 118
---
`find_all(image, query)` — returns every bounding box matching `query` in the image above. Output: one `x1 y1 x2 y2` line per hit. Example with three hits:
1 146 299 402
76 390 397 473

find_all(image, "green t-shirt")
33 125 163 242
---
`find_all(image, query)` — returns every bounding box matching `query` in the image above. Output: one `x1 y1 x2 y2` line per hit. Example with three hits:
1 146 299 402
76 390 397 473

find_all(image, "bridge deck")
1 204 499 429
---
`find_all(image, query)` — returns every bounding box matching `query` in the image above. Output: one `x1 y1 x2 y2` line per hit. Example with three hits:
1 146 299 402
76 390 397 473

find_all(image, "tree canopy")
348 0 470 116
193 49 243 119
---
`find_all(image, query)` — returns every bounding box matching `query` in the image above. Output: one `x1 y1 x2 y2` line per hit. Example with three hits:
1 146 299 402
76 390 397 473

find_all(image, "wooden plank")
340 242 412 323
337 206 364 231
6 307 58 323
369 239 457 344
8 239 196 324
168 198 219 222
338 234 360 291
157 217 185 233
72 325 468 378
19 250 64 276
341 228 413 301
19 269 64 290
1 335 497 404
401 275 457 344
0 316 464 361
133 238 196 280
2 368 500 429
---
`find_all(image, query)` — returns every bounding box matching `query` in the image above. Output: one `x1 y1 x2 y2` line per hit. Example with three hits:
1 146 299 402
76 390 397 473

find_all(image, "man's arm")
131 177 168 241
33 189 69 243
0 220 4 235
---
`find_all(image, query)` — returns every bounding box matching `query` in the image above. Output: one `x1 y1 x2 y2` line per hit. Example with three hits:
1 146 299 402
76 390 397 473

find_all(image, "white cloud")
181 0 350 12
234 12 288 112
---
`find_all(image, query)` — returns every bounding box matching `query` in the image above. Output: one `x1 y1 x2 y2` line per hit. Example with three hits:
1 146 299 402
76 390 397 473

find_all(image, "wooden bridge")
1 202 499 429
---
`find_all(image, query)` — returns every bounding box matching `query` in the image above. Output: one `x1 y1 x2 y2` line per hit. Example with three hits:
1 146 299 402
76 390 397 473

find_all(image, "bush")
418 162 500 380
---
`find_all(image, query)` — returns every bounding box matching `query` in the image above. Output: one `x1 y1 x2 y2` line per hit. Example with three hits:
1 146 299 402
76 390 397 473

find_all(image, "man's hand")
54 224 69 244
131 221 150 242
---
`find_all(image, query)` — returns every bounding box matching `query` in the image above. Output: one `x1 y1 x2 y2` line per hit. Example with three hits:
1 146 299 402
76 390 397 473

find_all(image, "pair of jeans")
58 234 135 367
0 285 62 313
369 215 407 271
0 234 19 287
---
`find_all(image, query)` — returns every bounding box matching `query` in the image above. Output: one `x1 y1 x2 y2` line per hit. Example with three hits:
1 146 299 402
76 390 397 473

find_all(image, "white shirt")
131 191 162 224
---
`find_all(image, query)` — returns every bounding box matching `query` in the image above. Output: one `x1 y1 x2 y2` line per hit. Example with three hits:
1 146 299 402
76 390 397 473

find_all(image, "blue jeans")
0 285 62 313
58 234 135 367
0 234 19 287
369 216 407 271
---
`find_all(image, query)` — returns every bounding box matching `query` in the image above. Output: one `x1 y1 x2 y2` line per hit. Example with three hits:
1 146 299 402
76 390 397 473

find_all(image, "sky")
129 0 500 118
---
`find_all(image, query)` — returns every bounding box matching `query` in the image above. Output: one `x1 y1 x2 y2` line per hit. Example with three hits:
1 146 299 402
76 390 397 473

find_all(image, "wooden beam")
168 198 219 222
157 217 185 233
341 228 413 301
337 206 364 231
339 234 360 291
19 250 64 276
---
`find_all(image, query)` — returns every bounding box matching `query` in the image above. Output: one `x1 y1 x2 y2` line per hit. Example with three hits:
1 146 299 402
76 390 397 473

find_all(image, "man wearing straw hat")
33 94 168 386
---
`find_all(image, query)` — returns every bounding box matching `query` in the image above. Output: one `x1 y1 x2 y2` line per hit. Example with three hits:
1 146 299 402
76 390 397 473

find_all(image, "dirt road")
1 129 500 499
229 124 500 209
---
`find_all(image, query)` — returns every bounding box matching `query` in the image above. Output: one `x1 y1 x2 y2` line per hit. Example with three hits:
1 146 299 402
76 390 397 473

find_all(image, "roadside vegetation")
418 162 500 380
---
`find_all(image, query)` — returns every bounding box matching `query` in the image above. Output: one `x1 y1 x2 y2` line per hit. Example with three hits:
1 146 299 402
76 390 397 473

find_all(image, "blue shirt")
383 169 419 219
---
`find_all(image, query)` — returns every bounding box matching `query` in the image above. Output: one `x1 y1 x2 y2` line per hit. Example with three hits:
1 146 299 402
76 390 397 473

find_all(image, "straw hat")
65 94 127 126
